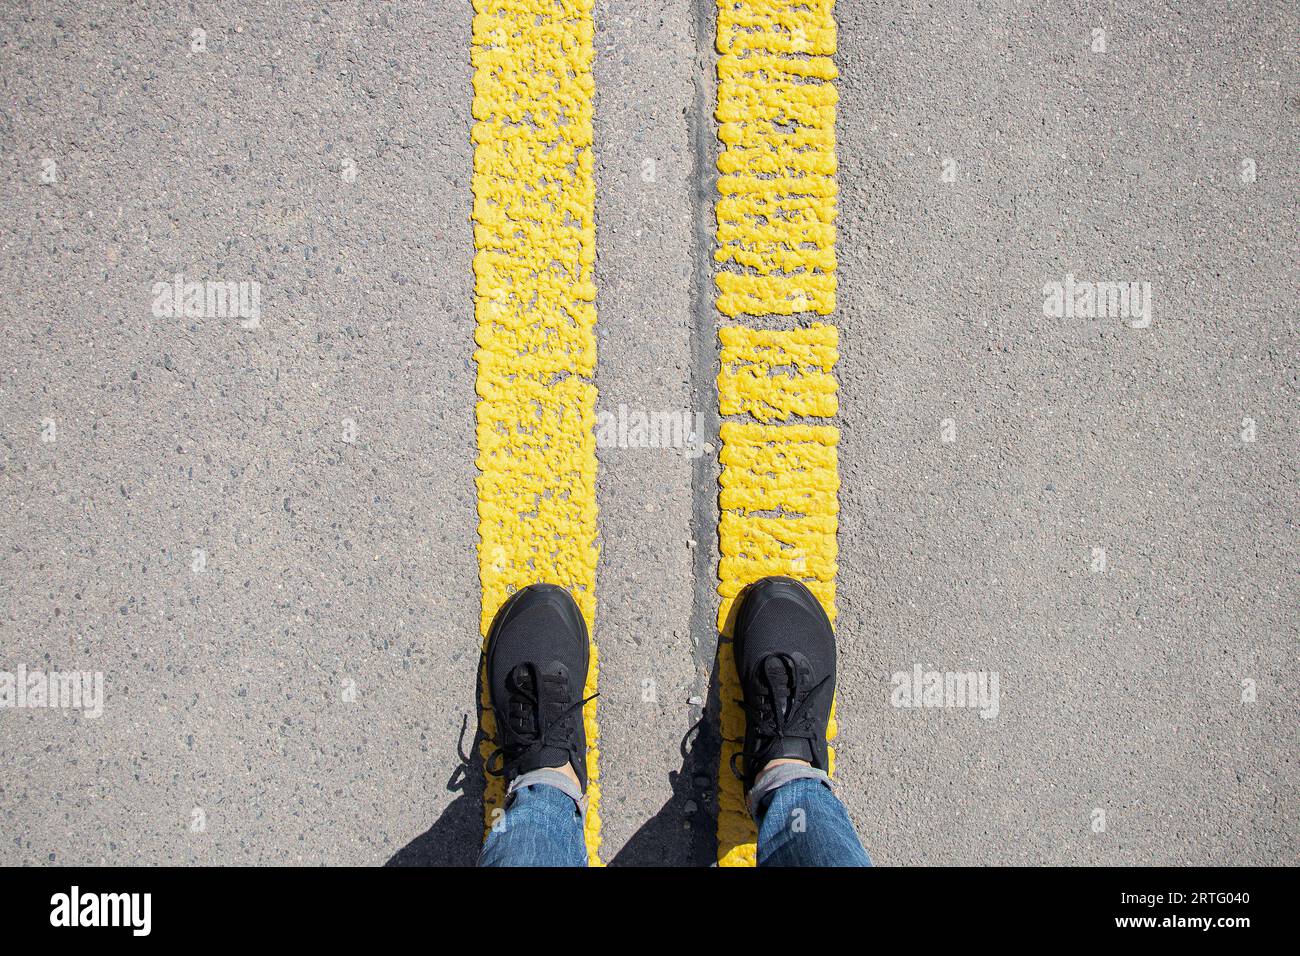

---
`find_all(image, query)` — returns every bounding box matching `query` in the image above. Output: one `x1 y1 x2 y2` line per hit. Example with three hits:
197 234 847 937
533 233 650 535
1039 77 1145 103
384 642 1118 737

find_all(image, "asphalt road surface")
1 0 1295 865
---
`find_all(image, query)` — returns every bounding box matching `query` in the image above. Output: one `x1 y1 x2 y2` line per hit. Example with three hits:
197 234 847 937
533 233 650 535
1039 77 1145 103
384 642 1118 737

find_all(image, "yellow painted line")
718 324 838 421
715 422 840 866
713 0 841 868
471 0 603 864
715 0 838 319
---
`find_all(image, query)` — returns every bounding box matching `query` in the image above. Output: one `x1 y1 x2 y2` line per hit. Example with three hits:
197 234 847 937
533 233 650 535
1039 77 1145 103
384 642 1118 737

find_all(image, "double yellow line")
469 0 839 867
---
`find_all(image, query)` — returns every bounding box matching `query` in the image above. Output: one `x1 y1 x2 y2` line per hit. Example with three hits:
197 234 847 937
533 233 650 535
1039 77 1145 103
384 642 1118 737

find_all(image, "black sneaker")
731 576 836 794
484 583 593 790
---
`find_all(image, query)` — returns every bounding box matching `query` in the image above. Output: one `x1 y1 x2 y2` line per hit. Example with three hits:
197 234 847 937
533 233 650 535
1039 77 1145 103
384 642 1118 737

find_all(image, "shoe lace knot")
485 662 595 778
730 652 828 780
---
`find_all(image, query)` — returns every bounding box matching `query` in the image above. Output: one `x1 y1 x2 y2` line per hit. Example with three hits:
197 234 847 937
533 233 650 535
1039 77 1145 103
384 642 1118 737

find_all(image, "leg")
752 767 870 867
479 584 594 868
478 770 588 867
731 577 872 867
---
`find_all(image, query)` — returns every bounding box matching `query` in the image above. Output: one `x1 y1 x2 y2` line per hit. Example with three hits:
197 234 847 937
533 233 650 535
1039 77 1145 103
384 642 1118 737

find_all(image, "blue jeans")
478 766 871 867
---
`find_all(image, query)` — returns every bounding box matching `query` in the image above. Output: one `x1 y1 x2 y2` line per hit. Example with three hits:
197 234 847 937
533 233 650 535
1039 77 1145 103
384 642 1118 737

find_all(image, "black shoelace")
485 663 596 778
730 652 829 781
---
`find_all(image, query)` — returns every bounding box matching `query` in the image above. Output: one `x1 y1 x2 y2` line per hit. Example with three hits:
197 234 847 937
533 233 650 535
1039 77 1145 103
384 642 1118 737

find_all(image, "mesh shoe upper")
484 584 591 791
732 576 837 793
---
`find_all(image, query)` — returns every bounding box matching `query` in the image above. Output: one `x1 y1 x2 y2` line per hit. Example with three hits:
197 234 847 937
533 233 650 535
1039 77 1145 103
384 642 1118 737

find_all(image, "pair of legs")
477 576 871 867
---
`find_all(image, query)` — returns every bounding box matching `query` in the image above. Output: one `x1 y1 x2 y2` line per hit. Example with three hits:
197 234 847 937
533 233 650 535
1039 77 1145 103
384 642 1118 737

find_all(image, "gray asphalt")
1 0 1295 865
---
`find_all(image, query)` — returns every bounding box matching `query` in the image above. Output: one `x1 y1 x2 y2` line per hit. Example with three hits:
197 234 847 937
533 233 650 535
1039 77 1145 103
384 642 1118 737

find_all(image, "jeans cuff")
747 762 832 818
508 768 587 820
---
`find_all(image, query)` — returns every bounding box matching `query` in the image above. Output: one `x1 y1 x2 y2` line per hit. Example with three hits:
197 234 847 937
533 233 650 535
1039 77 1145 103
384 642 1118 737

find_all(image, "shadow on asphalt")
608 647 724 867
384 713 486 867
